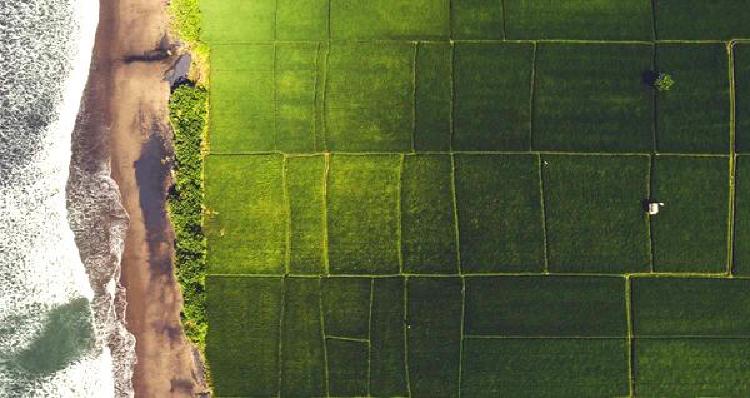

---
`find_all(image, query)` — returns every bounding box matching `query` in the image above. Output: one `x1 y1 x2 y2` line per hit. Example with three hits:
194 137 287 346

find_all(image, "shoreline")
69 0 207 395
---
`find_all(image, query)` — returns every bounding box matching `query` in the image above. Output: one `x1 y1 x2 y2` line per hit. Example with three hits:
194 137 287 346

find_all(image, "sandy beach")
69 0 206 395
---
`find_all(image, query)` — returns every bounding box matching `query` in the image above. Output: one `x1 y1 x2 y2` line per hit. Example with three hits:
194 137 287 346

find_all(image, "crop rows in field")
206 275 750 397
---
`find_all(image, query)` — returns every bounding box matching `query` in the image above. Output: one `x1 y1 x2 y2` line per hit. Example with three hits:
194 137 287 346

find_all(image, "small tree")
654 72 675 92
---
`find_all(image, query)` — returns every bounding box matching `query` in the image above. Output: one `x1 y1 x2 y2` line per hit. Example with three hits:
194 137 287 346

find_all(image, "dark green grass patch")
330 0 449 40
322 277 371 339
542 155 651 273
401 155 457 274
276 43 321 153
286 156 326 274
327 155 401 274
206 276 282 397
465 276 626 337
654 0 750 40
415 43 452 151
453 43 534 150
505 0 653 40
370 277 408 397
734 156 750 273
451 0 504 39
201 0 274 43
533 43 654 152
205 155 286 274
735 44 750 153
461 337 630 398
655 44 730 153
407 277 462 397
210 45 275 153
276 0 328 40
280 278 326 397
454 154 545 273
651 156 729 273
635 338 750 397
325 43 414 152
326 338 369 397
632 277 750 336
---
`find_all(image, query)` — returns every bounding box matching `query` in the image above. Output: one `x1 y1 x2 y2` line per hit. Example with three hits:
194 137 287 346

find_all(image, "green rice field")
198 0 750 396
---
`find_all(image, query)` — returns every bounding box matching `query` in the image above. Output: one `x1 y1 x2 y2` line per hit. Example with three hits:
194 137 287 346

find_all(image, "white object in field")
647 202 665 215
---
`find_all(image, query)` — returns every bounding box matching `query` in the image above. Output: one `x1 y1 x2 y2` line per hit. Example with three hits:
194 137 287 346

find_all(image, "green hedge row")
168 85 209 349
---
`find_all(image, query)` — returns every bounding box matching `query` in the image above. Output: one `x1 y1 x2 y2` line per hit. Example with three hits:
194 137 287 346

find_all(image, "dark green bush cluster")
168 84 208 349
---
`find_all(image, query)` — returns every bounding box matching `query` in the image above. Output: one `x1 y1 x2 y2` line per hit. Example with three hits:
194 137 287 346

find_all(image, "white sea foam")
0 0 132 396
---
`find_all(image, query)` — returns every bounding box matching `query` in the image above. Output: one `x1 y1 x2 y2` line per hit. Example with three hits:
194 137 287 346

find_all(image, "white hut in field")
646 201 665 215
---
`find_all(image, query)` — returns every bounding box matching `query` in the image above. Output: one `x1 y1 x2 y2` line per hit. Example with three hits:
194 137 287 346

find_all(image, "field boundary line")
323 153 331 275
463 333 750 339
206 39 731 46
367 279 374 397
403 277 413 397
273 42 279 152
322 43 331 151
528 41 537 150
457 276 466 398
412 42 418 154
450 40 456 152
728 41 738 276
647 155 656 272
651 43 658 152
318 278 331 397
312 42 322 152
398 154 406 274
326 335 370 343
207 150 729 157
282 155 291 275
650 0 657 41
276 277 286 397
205 271 741 279
625 276 636 398
537 154 550 274
450 154 463 274
500 0 507 40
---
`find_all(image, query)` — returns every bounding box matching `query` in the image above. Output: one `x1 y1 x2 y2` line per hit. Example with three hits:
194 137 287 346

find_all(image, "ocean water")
0 0 133 397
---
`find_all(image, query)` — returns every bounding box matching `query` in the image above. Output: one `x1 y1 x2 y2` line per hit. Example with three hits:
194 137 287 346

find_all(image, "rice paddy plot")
400 154 457 274
369 277 408 397
210 45 275 153
205 155 286 274
542 155 651 273
453 43 534 151
735 44 750 153
326 155 401 274
464 276 627 337
533 43 654 152
650 156 729 273
634 338 750 397
504 0 653 40
654 44 730 154
451 0 504 39
276 0 329 40
327 338 369 397
415 43 452 151
734 156 750 274
330 0 450 40
461 337 630 398
322 277 371 339
201 0 275 43
654 0 750 40
205 276 282 397
632 277 750 337
325 43 415 152
286 155 326 274
454 154 545 273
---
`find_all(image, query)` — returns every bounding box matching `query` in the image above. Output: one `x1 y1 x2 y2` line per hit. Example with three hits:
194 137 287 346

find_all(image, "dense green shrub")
168 85 208 350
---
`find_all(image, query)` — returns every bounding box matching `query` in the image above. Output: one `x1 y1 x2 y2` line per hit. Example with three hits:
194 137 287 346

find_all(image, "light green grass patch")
276 43 320 153
504 0 653 40
415 43 452 151
201 0 275 43
655 44 730 153
401 154 457 274
632 277 750 336
407 277 462 397
651 156 729 273
461 337 630 398
276 0 328 40
453 43 534 150
542 155 651 273
465 276 626 337
210 45 275 153
454 154 545 273
286 155 326 274
451 0 504 39
206 276 282 397
533 43 654 152
325 43 415 152
331 0 449 39
635 338 750 397
205 155 286 274
280 278 326 396
327 155 401 274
